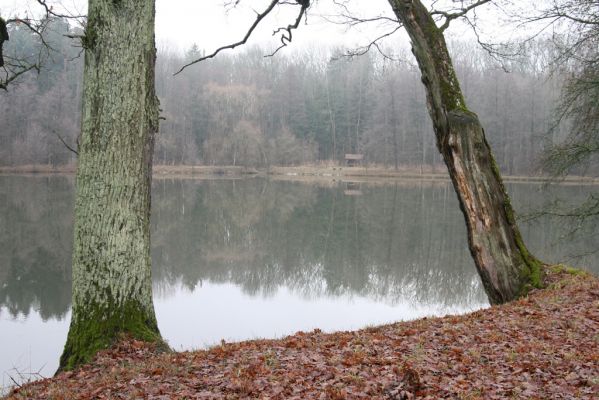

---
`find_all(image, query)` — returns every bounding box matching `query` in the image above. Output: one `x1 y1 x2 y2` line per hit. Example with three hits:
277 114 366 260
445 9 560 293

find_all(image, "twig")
52 130 79 155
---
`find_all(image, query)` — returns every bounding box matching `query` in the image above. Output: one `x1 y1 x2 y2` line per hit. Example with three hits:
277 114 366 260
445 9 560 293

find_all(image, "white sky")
0 0 406 50
0 1 538 61
155 0 405 53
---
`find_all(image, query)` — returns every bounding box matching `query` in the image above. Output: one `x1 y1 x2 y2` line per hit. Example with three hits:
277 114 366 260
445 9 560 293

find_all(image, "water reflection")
0 175 597 388
150 179 486 308
0 176 73 322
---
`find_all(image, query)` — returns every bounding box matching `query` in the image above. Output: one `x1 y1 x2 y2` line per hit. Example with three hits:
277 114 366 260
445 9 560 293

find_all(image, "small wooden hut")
344 153 363 167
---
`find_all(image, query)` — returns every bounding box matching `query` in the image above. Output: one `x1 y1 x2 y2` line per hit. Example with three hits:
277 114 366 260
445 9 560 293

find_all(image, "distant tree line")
0 18 573 176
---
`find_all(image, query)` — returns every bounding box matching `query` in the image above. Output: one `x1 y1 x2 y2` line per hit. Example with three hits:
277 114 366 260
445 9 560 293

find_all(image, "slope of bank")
6 267 598 399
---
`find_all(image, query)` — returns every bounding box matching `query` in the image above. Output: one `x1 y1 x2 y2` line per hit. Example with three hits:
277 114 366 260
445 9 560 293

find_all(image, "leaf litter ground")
7 268 599 399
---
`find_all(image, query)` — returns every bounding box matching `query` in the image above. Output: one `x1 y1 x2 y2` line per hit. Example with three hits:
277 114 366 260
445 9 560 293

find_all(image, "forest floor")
6 266 599 399
3 164 599 185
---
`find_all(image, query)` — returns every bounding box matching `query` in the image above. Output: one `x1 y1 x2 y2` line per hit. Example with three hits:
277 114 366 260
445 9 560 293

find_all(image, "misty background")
0 18 572 176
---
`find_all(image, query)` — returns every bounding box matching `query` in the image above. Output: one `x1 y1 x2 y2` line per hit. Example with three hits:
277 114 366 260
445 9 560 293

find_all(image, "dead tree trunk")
388 0 542 304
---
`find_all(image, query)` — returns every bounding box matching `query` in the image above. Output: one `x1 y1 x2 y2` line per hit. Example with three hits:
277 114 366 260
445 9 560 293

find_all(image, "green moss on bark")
416 2 467 113
81 19 99 50
59 300 165 372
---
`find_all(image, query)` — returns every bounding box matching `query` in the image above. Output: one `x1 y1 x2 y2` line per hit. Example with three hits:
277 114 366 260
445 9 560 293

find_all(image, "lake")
1 175 597 391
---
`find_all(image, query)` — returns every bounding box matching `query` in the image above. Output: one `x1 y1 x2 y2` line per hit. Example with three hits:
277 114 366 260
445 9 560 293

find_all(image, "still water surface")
1 176 597 390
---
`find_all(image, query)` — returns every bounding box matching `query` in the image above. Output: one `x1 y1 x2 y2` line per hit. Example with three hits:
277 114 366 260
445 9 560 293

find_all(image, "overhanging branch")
175 0 310 75
267 1 308 57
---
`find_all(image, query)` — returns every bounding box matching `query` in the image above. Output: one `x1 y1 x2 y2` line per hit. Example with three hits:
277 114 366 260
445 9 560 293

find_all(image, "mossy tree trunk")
59 0 162 371
387 0 542 304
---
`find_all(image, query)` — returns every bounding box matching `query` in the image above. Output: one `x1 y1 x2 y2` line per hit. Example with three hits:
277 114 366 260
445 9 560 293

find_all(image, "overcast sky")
0 0 404 49
0 1 533 59
155 0 407 53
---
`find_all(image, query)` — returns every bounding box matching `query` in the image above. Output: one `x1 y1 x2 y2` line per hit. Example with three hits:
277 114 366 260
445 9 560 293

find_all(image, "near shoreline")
1 164 598 185
6 266 599 399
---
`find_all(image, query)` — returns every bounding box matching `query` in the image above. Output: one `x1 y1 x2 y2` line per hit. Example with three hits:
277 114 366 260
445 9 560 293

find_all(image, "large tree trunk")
388 0 542 304
59 0 162 371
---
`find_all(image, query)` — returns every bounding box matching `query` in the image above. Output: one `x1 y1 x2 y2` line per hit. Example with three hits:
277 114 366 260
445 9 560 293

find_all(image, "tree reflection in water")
1 176 597 322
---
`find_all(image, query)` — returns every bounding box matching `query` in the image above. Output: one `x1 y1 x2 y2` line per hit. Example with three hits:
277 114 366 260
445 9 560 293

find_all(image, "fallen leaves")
7 268 599 399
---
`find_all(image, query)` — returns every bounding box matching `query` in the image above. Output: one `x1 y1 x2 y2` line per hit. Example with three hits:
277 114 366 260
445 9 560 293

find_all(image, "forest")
0 18 571 176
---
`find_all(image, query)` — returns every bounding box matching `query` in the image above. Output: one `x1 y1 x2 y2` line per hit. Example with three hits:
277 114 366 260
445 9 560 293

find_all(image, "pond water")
1 175 597 391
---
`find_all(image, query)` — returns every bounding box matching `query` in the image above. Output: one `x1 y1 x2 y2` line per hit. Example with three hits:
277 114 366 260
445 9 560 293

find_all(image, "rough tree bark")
387 0 542 304
59 0 163 370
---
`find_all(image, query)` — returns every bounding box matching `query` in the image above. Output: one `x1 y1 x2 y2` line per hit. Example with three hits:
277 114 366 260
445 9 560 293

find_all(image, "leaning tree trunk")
388 0 542 304
59 0 162 371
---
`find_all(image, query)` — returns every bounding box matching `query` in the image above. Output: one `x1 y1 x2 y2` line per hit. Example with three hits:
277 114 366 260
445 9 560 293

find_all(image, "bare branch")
266 1 308 57
34 0 86 21
518 1 599 27
430 0 493 31
0 64 38 90
0 2 85 90
321 14 399 28
52 130 79 155
337 25 402 61
175 0 311 74
459 14 563 72
0 17 50 89
318 2 400 62
174 0 280 75
7 17 56 53
526 195 599 223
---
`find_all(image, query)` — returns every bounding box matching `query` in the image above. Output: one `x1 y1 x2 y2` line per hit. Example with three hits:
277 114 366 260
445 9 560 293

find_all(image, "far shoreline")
1 164 598 185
